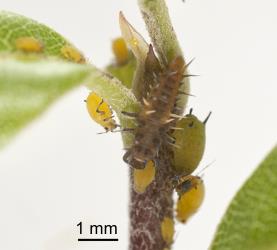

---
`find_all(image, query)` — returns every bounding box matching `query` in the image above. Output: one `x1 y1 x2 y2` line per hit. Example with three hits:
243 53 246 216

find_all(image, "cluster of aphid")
14 36 85 63
13 29 209 244
85 38 211 227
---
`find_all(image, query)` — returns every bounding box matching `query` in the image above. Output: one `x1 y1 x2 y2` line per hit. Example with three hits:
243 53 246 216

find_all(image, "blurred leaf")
210 146 277 250
0 11 83 58
0 11 139 149
0 56 91 148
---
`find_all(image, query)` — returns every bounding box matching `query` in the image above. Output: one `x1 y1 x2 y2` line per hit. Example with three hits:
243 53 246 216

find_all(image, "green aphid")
172 109 211 175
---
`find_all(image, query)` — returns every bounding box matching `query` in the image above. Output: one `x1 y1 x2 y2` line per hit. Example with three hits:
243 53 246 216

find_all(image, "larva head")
86 92 117 132
133 160 156 193
175 175 205 223
172 110 211 175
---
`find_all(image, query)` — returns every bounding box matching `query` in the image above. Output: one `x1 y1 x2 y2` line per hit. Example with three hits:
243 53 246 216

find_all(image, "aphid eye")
188 121 194 127
175 175 205 223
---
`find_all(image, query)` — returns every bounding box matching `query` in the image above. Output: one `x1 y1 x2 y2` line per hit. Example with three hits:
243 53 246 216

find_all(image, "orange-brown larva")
123 47 186 169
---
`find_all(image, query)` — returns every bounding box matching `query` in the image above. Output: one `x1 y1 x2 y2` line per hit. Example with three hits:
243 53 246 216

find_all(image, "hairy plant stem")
129 146 175 250
128 1 189 249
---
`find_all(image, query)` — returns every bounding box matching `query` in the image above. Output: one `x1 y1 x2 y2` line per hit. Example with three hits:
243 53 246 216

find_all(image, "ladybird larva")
123 53 186 169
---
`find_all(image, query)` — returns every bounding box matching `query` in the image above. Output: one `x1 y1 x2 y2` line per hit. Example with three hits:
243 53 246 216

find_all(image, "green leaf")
0 11 77 58
106 55 136 89
210 146 277 250
0 11 139 149
0 56 91 148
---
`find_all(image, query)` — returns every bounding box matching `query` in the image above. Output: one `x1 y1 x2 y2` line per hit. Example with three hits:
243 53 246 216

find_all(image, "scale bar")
78 238 119 242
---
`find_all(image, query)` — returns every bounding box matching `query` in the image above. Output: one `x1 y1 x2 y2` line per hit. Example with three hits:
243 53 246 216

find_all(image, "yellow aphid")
133 160 155 193
61 45 85 63
172 110 211 175
161 217 174 245
86 92 117 132
112 37 129 65
15 37 43 53
176 175 205 223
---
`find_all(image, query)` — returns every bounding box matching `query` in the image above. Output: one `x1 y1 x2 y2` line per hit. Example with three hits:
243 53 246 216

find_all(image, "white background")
0 0 277 249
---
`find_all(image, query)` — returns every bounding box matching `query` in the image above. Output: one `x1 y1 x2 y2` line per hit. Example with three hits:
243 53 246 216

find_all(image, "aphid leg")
203 111 212 125
123 150 131 164
103 115 114 122
121 111 138 118
111 128 135 133
96 99 105 115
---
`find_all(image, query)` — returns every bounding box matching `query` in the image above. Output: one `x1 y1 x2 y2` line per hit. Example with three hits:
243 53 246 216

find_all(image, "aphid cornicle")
175 175 205 223
123 47 186 169
86 92 117 132
172 109 211 175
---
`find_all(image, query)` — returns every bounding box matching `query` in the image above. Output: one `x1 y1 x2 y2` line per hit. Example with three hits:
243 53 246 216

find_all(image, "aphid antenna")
189 108 193 115
195 159 216 177
203 111 212 125
97 128 134 135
